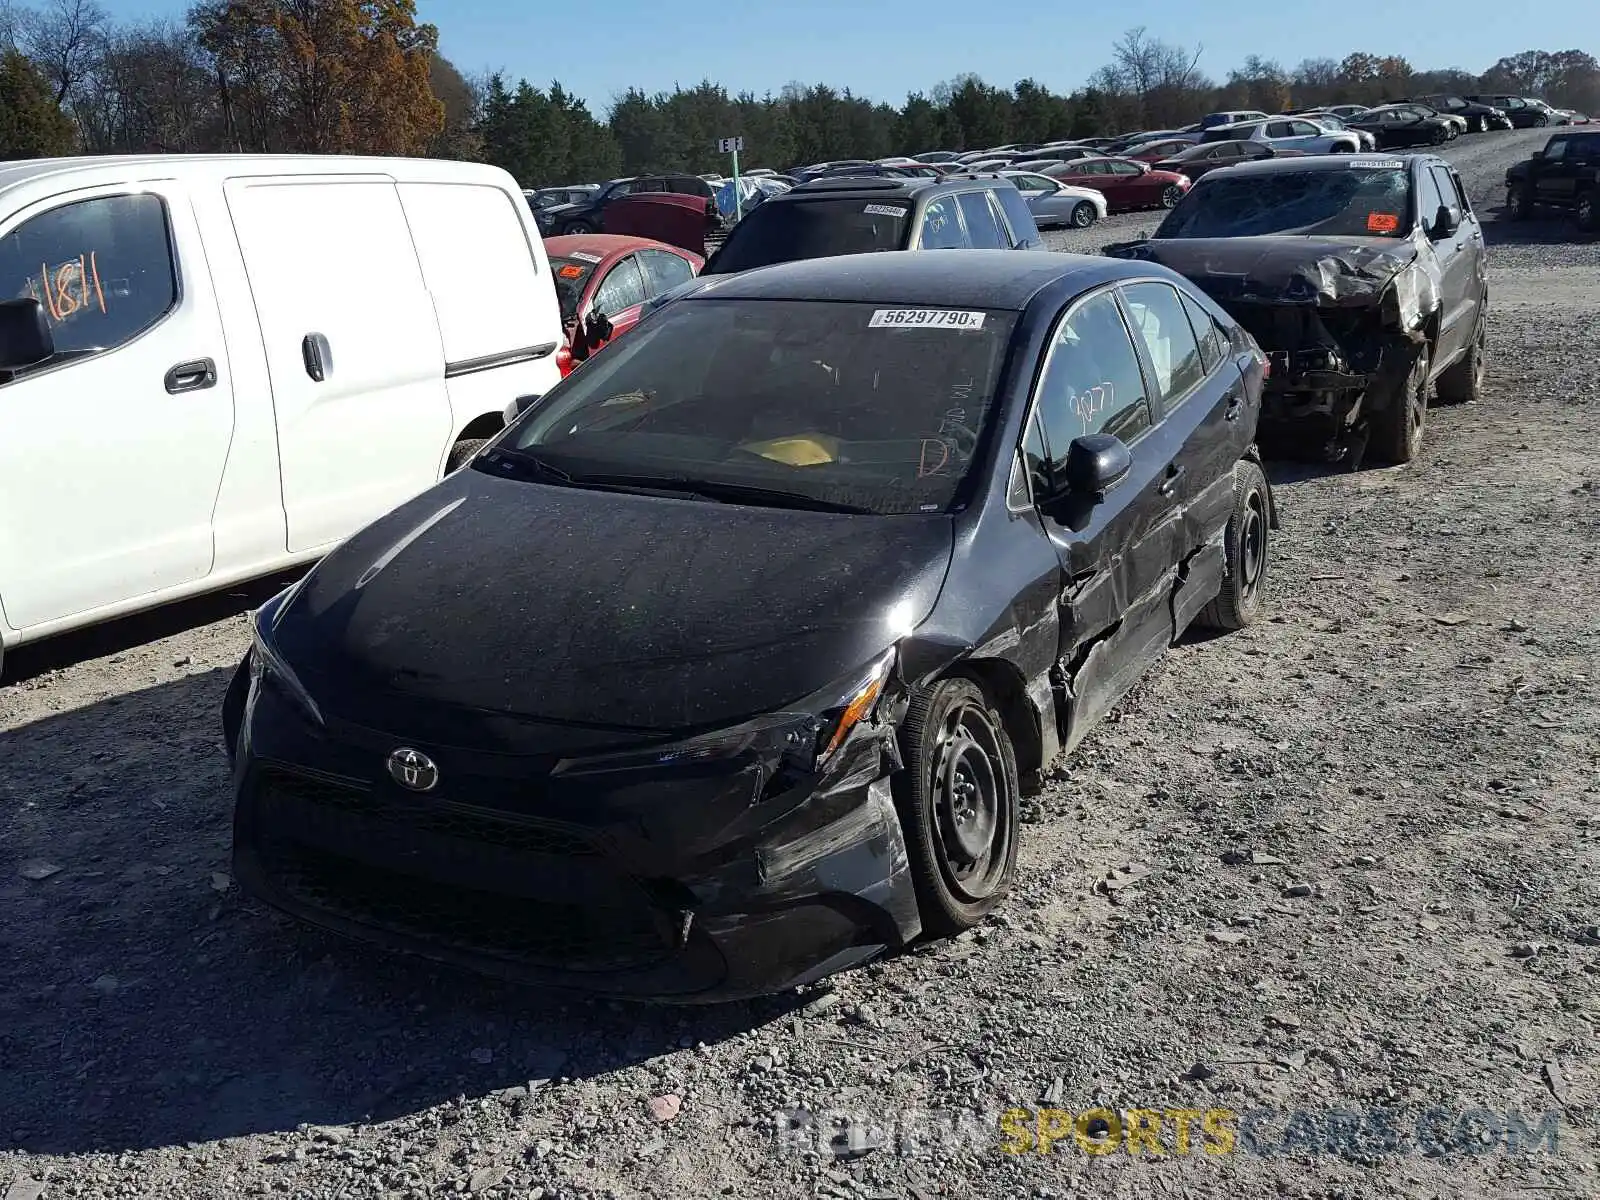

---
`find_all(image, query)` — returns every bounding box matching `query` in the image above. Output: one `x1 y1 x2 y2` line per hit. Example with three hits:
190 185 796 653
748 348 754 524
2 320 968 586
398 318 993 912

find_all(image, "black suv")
536 174 716 236
1409 94 1510 133
1506 130 1600 230
1107 153 1489 466
700 174 1045 277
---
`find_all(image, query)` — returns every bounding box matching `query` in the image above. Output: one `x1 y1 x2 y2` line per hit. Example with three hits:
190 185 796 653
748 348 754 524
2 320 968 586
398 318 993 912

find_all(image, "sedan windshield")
706 199 910 274
504 298 1016 515
1155 167 1413 239
548 257 597 324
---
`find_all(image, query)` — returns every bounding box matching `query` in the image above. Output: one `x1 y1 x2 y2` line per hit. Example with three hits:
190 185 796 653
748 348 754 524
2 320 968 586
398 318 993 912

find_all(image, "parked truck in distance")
1505 130 1600 231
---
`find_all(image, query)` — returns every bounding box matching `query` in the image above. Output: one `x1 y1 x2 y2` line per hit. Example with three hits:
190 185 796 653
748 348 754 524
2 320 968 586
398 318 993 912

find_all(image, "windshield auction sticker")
869 309 987 329
1348 158 1405 169
863 204 908 216
568 251 604 263
1366 212 1401 233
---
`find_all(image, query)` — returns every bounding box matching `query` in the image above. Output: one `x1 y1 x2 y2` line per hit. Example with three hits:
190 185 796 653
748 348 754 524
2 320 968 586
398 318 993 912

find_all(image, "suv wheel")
1436 309 1486 404
1160 184 1183 208
1508 184 1533 220
1070 201 1097 228
1578 191 1598 232
1533 113 1549 127
562 220 595 235
1372 345 1431 465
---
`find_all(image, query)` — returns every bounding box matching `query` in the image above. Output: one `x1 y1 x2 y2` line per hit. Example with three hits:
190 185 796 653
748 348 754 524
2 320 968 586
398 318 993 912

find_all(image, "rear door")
225 175 450 553
1118 279 1249 636
1028 286 1184 751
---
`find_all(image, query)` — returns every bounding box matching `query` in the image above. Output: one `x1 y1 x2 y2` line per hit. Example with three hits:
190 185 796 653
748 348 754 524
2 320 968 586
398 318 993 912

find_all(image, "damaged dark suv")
1107 154 1488 464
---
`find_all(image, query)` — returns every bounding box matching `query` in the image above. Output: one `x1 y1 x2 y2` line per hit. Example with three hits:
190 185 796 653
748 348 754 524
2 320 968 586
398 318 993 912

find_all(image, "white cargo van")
0 154 564 674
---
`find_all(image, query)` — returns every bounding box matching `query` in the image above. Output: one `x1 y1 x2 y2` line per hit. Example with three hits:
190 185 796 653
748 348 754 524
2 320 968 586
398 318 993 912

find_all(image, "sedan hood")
1104 235 1422 306
271 468 955 741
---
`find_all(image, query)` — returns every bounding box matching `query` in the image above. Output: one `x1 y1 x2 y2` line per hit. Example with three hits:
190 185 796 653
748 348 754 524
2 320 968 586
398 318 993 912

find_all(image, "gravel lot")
4 128 1597 1200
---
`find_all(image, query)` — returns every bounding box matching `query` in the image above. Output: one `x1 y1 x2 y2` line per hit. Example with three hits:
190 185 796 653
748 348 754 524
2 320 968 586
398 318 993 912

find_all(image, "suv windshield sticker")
863 204 908 216
1366 212 1401 233
569 251 604 263
1349 158 1406 170
868 309 987 329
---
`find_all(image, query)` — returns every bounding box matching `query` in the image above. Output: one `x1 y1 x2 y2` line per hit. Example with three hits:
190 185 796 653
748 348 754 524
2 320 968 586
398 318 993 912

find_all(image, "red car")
1044 156 1192 212
544 234 703 375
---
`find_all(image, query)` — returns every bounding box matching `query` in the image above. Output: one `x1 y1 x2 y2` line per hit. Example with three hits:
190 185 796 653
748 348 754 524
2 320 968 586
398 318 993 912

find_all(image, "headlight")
551 651 896 778
250 585 324 726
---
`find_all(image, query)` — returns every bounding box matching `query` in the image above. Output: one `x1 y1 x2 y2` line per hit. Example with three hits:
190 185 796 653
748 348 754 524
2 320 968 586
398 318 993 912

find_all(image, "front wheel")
1070 201 1097 228
1160 184 1182 209
446 437 489 473
1430 126 1449 145
561 219 595 236
1533 113 1549 127
1196 460 1271 631
1371 344 1431 465
894 676 1019 937
1508 183 1533 220
1577 191 1598 232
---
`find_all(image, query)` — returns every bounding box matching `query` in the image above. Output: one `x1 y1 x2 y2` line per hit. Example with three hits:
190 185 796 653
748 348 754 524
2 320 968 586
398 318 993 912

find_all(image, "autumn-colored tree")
0 47 76 159
191 0 441 155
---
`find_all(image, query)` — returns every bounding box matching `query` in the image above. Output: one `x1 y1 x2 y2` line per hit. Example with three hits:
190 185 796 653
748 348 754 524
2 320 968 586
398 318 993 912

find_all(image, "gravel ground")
4 128 1597 1200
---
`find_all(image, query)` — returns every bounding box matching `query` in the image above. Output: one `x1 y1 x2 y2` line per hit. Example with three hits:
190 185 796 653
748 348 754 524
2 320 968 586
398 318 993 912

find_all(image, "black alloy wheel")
895 677 1019 936
1373 345 1431 464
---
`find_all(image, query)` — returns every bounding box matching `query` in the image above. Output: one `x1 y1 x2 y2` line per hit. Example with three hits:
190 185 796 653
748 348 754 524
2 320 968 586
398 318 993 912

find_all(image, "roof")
543 233 700 263
1202 153 1437 181
676 250 1135 310
779 175 971 200
0 152 516 199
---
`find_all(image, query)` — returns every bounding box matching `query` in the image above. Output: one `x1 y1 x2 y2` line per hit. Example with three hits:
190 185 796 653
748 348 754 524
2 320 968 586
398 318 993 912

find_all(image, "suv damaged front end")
1108 235 1442 462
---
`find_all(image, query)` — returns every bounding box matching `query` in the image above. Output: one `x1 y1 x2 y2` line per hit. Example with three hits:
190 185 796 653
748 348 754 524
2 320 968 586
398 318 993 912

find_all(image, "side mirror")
584 309 614 343
0 298 54 374
502 393 543 424
1430 204 1461 239
1057 433 1132 501
1530 149 1545 159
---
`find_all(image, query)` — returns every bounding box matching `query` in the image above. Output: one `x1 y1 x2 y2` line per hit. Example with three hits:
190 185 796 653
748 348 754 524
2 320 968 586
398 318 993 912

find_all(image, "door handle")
164 358 217 394
1223 392 1244 421
1158 464 1186 497
301 333 333 382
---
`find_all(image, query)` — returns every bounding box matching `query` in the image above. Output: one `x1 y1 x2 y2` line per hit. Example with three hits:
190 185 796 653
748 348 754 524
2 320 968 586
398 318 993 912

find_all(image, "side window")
919 198 968 249
1266 121 1294 138
956 191 1006 248
1121 281 1205 406
1429 166 1461 214
639 248 695 294
591 256 648 315
0 193 177 360
1291 121 1322 136
1033 290 1153 454
1543 138 1568 161
1445 169 1472 212
994 184 1037 244
1416 167 1447 224
1110 161 1142 176
1179 291 1224 374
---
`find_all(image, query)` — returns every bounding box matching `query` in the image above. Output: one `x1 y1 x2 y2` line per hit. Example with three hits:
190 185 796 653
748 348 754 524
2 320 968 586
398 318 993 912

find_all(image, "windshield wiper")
566 472 877 514
480 447 576 484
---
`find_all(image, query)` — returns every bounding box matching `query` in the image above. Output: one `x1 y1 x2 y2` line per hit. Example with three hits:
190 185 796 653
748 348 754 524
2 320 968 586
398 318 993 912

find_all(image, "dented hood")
1107 235 1427 307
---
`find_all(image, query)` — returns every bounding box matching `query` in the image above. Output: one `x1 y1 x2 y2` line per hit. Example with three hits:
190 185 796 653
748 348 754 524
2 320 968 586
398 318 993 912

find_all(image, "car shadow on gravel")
0 671 795 1156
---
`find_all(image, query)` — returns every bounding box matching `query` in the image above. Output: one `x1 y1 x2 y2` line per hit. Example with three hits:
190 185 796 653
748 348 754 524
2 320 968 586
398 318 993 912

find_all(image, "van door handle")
301 333 332 382
164 358 217 394
1158 463 1186 497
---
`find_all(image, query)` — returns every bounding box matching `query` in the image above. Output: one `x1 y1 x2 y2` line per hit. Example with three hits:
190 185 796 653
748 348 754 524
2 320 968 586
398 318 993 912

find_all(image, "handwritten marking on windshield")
34 253 107 323
1074 383 1113 434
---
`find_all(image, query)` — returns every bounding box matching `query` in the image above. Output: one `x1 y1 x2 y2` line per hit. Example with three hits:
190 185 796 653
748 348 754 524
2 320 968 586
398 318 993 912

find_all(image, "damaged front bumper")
228 661 922 1003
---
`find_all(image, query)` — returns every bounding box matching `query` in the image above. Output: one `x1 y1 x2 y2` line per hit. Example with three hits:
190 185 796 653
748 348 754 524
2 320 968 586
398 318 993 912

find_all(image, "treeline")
2 3 1597 187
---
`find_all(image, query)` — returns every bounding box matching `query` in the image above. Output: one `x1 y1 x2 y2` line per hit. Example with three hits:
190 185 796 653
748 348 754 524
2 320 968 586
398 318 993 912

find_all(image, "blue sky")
100 0 1600 115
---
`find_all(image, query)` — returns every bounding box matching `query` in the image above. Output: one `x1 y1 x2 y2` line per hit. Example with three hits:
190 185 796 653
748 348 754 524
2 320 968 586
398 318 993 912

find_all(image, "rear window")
507 298 1016 515
548 257 597 324
706 199 909 274
1156 166 1414 239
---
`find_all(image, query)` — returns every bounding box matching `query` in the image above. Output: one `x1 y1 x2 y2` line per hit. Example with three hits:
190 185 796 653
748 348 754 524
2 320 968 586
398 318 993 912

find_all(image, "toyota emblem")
386 747 439 792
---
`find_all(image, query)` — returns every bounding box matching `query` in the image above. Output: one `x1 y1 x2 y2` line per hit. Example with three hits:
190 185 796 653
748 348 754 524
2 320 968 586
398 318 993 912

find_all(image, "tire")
446 437 488 473
1436 308 1486 404
1578 191 1598 232
893 676 1020 937
1196 459 1271 632
1160 184 1182 209
1070 201 1096 228
1533 113 1549 128
1371 344 1431 465
562 220 594 236
1508 183 1533 220
1430 125 1449 146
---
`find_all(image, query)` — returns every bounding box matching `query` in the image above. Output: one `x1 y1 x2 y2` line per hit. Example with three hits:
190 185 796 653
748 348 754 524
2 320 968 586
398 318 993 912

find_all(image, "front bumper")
226 660 922 1003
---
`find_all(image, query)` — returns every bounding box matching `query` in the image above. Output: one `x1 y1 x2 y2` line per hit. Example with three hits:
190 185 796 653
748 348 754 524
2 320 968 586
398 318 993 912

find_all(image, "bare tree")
16 0 107 104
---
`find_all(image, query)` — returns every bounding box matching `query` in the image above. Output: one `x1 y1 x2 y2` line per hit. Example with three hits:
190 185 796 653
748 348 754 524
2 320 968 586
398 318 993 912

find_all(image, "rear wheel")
1196 460 1271 632
561 219 594 235
894 676 1019 937
1371 345 1431 465
1430 125 1449 145
1160 184 1182 209
1070 201 1097 228
1577 190 1598 232
1508 184 1534 220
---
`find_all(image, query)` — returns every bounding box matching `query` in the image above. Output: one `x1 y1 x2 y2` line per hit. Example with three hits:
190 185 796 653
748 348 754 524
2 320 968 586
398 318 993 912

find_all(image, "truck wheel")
1196 459 1271 632
446 438 488 473
1436 310 1486 404
1070 202 1097 228
1371 345 1431 465
894 675 1019 937
1508 184 1533 220
1578 191 1598 232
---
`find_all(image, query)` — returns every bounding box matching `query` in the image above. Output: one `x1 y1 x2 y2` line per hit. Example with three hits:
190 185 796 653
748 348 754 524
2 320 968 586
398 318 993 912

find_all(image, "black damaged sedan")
224 251 1276 1002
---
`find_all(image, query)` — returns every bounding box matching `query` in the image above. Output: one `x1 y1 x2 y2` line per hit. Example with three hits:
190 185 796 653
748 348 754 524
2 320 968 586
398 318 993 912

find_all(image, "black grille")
256 838 675 972
258 768 599 858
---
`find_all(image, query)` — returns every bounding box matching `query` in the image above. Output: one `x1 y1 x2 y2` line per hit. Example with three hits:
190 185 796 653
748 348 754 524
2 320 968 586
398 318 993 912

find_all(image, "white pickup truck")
0 154 565 676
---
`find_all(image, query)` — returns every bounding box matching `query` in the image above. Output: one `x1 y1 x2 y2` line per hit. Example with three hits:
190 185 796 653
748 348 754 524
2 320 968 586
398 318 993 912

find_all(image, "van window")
398 182 558 366
0 193 177 359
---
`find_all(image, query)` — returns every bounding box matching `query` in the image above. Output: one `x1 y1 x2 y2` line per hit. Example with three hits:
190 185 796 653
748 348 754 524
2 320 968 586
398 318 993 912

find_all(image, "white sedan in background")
1000 171 1108 228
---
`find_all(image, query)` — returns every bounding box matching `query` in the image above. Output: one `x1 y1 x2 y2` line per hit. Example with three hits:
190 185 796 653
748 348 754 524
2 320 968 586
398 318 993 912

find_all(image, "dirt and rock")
3 128 1596 1199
